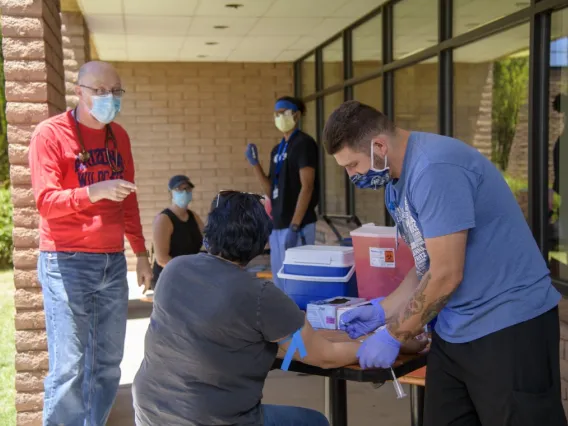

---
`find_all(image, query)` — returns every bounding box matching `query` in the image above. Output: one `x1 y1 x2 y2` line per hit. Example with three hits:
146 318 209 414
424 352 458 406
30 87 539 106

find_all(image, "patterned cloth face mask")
350 140 391 190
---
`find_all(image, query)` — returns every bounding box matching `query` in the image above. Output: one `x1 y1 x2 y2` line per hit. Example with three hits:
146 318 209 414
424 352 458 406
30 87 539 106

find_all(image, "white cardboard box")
336 300 373 327
306 297 368 330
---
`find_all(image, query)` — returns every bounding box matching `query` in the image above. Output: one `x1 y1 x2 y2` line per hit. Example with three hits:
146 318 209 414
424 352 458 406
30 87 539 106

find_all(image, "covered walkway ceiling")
69 0 539 64
74 0 384 62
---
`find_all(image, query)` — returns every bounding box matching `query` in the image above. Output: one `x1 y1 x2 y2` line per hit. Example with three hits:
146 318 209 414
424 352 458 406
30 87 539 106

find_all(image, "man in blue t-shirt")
323 100 566 426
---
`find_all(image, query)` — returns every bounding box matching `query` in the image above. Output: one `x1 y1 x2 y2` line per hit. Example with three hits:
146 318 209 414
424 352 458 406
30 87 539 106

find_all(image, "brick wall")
1 0 67 424
111 62 293 268
61 10 89 109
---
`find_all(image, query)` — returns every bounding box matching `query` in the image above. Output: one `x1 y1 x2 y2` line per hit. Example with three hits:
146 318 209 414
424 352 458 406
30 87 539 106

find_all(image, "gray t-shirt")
132 253 305 426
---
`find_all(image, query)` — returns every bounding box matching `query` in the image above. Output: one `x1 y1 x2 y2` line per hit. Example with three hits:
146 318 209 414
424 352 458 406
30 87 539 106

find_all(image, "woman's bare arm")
276 317 360 369
152 214 174 267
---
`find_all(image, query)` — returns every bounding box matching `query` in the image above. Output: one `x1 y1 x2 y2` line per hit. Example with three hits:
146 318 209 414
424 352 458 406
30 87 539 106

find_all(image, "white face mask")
274 115 296 133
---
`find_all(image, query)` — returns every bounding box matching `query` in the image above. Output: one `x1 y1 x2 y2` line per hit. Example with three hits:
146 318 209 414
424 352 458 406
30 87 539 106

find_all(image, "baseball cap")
168 175 194 191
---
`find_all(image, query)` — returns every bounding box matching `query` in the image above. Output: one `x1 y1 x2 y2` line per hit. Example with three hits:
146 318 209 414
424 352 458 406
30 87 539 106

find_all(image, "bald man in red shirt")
29 61 152 426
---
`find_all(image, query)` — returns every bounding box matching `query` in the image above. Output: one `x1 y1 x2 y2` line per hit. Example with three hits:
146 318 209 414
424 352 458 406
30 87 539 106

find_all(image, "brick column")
61 10 89 109
1 0 66 424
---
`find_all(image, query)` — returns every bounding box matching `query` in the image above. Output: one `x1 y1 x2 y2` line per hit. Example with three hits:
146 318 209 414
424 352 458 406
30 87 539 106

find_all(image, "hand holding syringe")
366 327 429 399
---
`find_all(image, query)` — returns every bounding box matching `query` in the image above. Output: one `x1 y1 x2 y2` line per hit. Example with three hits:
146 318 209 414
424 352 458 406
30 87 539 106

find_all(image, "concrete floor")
114 272 414 425
108 371 413 426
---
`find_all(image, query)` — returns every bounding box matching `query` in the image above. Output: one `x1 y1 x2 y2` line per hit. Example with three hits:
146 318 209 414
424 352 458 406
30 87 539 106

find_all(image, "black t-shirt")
268 130 319 229
132 253 305 426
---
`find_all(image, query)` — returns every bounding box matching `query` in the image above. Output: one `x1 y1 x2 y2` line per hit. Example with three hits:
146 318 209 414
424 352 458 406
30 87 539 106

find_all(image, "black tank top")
151 209 203 287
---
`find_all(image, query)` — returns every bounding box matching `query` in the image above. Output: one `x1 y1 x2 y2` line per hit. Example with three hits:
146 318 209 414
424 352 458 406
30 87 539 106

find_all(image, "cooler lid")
350 224 398 237
282 245 354 267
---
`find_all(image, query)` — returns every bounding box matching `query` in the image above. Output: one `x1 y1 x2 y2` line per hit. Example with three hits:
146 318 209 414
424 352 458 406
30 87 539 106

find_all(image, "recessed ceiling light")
197 54 208 58
214 25 229 29
225 3 243 9
205 41 218 46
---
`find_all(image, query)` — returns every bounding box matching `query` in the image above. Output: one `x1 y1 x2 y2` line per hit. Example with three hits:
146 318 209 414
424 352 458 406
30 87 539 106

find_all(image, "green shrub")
0 188 13 268
502 172 527 195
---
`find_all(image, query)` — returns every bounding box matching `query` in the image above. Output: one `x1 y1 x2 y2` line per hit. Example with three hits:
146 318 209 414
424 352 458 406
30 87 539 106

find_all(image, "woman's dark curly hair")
204 191 273 264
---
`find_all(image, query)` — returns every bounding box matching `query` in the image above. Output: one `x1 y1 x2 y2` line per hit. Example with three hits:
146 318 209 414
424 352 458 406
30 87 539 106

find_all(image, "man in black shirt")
245 96 319 291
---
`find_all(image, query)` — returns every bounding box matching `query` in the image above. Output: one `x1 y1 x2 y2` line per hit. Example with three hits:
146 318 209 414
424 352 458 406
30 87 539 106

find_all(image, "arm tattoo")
402 272 431 320
389 271 454 341
421 294 451 324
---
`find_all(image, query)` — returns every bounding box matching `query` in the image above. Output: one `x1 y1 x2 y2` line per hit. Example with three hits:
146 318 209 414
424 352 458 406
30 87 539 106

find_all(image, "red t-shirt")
29 110 146 254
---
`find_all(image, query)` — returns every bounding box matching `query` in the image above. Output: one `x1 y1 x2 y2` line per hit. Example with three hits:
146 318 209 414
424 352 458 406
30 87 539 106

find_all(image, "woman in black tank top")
151 175 204 289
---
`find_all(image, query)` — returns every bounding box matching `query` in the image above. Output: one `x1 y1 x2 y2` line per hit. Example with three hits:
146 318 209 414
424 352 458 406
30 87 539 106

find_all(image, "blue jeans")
263 404 329 425
269 222 316 291
38 251 128 426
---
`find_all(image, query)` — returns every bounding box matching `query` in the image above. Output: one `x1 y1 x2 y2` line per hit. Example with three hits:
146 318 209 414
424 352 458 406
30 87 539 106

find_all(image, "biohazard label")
369 247 396 268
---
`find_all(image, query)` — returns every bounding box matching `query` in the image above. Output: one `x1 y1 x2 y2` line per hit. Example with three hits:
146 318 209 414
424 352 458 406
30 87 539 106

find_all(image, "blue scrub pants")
269 223 316 292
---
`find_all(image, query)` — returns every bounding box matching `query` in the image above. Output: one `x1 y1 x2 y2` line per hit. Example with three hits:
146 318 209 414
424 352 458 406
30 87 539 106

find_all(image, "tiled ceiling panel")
79 0 531 63
80 0 383 61
122 0 199 16
124 16 192 37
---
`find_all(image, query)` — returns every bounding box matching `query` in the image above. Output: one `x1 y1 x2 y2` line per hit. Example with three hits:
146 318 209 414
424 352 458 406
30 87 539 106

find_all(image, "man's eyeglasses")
79 85 126 98
215 190 265 208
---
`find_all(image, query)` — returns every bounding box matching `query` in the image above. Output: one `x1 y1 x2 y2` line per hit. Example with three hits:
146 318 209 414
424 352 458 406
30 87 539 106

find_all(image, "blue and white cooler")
276 245 358 310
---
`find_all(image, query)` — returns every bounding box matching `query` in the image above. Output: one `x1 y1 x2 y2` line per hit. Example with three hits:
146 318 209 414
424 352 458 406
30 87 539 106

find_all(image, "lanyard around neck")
72 108 123 174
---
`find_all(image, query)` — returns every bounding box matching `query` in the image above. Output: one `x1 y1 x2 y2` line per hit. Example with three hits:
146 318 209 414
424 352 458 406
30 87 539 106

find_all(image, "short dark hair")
323 100 396 155
276 96 306 116
204 191 273 264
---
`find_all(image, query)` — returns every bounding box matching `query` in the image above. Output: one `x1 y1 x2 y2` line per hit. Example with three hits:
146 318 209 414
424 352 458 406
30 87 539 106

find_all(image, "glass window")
323 92 347 214
453 0 529 36
453 24 530 218
549 8 568 282
393 0 437 60
394 57 438 132
353 13 382 78
353 78 386 225
301 54 316 97
302 100 316 138
322 37 343 89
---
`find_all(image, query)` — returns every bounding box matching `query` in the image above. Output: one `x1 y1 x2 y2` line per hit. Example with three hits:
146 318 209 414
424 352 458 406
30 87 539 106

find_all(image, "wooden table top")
398 366 427 386
256 271 274 279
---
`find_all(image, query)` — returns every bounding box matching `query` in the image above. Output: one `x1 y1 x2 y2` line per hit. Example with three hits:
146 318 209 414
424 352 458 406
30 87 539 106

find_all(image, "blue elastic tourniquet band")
280 328 307 371
275 100 298 112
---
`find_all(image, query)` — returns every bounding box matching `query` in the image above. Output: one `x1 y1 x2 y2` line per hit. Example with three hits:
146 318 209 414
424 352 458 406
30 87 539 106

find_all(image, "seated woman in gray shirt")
132 191 426 425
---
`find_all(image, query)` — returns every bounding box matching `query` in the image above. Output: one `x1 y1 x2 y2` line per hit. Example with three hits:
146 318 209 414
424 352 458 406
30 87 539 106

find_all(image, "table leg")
328 378 347 426
409 384 425 426
324 378 330 421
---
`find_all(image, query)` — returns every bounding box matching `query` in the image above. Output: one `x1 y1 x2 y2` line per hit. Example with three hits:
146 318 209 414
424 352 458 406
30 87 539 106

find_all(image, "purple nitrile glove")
245 143 259 166
339 297 385 339
357 327 401 369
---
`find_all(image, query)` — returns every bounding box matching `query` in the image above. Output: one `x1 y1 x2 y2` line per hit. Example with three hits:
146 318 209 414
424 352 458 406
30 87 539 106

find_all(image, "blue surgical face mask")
172 190 192 208
90 94 121 124
350 141 391 190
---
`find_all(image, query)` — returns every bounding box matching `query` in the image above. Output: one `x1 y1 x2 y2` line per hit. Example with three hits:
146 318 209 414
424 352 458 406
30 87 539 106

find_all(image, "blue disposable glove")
357 327 401 370
245 143 259 166
285 227 299 250
339 297 385 339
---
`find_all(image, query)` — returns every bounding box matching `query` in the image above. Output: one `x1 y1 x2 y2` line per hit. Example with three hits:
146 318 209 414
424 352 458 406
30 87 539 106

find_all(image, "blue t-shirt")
386 132 560 343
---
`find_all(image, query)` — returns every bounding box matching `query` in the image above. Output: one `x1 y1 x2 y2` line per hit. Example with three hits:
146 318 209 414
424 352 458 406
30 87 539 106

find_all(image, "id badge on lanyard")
272 140 288 200
386 185 400 250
